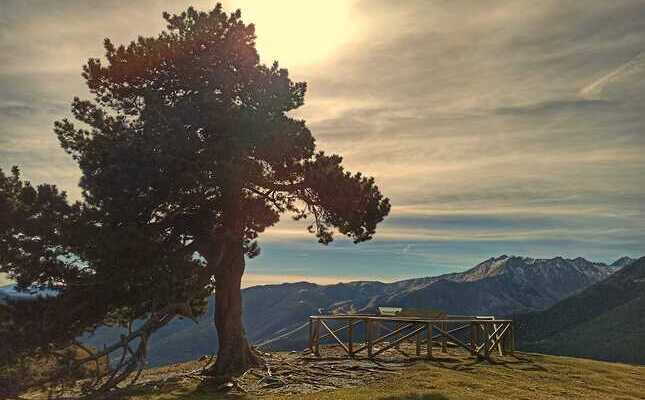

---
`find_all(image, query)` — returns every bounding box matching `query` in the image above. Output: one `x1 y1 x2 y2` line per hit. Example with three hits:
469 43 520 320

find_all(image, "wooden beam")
373 325 426 357
433 324 472 355
476 322 507 354
486 323 511 354
470 321 477 355
502 321 512 354
366 318 373 358
510 321 515 354
308 317 314 353
372 323 417 346
431 323 470 341
441 320 448 353
427 323 432 359
492 321 503 356
375 320 381 342
320 319 350 354
348 320 354 356
314 319 320 357
395 322 401 349
318 319 358 341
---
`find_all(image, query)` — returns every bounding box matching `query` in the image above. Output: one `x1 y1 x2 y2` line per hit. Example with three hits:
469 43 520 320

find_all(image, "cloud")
0 0 644 279
241 273 382 288
579 51 645 104
494 99 616 116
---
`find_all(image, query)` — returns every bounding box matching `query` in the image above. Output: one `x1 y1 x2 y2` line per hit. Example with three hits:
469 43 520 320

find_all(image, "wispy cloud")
579 51 645 99
0 0 643 282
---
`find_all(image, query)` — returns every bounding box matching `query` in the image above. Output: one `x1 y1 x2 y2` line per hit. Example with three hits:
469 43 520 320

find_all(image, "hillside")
77 255 615 366
244 256 614 350
25 350 645 400
516 256 645 364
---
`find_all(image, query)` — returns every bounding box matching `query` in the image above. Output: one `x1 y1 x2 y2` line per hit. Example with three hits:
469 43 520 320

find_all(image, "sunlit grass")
121 351 645 400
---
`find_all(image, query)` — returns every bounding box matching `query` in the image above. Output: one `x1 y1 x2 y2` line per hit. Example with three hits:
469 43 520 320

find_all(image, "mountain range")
1 255 639 366
515 256 644 364
80 255 629 366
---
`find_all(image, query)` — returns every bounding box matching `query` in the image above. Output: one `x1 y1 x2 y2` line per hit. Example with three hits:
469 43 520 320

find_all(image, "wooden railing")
308 315 514 360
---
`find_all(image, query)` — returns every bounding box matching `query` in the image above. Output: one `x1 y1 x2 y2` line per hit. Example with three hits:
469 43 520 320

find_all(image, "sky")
1 0 644 287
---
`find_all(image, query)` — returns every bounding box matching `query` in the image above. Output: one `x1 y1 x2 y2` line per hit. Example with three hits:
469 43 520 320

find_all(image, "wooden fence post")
501 322 510 354
314 318 321 357
308 317 313 353
375 320 381 344
475 321 482 357
366 318 373 358
492 320 503 356
416 322 422 356
348 320 354 356
470 321 477 355
441 320 448 353
483 322 491 359
395 321 401 350
426 323 432 359
509 321 515 355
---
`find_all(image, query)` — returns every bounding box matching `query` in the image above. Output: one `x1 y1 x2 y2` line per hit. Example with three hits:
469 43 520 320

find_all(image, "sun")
226 0 360 68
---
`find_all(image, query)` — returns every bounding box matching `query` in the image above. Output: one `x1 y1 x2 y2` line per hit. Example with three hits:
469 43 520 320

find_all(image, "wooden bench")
377 306 447 319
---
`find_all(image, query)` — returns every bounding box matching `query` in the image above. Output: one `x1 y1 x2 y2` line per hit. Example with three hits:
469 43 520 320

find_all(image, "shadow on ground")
380 394 451 400
116 350 546 399
121 382 236 400
425 351 548 373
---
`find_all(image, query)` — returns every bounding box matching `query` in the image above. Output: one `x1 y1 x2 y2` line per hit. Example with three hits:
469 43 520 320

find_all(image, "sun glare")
227 0 360 68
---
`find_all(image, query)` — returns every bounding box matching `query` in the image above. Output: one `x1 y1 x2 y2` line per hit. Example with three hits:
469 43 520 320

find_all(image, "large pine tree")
3 4 390 379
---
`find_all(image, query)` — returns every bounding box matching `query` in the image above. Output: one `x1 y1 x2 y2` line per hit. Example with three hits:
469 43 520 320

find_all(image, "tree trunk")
207 240 262 378
201 170 262 380
204 170 262 379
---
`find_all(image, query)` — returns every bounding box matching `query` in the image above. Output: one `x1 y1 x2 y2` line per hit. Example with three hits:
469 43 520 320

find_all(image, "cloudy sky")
1 0 644 286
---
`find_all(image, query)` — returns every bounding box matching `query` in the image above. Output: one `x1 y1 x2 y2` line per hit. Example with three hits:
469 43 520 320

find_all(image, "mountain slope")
516 256 645 364
380 255 612 315
1 255 621 367
610 256 636 269
90 351 645 400
120 255 617 365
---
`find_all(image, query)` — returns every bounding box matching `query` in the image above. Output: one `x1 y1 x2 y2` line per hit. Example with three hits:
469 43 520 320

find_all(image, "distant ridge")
610 256 636 269
455 255 611 282
515 256 645 364
86 254 617 366
2 255 633 366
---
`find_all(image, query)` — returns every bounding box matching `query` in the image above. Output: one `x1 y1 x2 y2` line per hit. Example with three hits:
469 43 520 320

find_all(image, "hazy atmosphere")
2 0 644 286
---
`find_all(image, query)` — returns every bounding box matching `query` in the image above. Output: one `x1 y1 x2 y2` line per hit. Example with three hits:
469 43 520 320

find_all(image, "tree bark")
207 239 262 378
204 171 262 378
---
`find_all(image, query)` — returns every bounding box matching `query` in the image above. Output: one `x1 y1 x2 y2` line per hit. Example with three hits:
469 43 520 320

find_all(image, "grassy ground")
120 350 645 400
